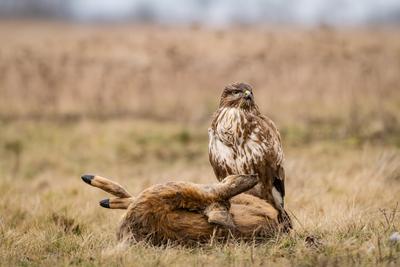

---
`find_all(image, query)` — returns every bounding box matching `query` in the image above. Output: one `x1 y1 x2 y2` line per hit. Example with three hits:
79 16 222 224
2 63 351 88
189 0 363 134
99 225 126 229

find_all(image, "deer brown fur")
81 174 281 245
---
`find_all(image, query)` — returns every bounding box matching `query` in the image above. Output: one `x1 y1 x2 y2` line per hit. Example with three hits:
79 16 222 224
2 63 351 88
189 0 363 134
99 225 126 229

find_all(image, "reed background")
0 21 399 266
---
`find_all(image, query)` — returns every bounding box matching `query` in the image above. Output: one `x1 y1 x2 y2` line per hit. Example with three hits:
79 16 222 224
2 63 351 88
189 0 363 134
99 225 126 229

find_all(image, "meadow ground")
0 22 399 266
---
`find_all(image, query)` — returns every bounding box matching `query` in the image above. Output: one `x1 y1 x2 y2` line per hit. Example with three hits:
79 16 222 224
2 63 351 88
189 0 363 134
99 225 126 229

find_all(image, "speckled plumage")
208 82 291 229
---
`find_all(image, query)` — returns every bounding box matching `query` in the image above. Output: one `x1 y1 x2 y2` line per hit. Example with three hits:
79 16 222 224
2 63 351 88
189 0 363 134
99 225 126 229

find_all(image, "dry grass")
0 22 399 266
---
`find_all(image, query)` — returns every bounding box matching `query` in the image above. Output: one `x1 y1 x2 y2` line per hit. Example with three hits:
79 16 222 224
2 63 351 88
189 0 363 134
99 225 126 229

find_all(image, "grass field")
0 22 399 266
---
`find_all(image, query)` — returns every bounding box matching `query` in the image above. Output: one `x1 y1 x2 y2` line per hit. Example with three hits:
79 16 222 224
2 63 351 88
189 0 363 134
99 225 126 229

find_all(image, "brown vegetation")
0 23 399 143
0 22 399 266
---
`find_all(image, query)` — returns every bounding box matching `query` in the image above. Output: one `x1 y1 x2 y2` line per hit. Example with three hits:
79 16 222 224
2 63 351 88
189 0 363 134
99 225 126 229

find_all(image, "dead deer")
81 174 283 245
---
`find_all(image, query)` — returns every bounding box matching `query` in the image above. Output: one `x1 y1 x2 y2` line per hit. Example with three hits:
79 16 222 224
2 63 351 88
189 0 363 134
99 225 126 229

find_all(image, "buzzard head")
219 82 258 112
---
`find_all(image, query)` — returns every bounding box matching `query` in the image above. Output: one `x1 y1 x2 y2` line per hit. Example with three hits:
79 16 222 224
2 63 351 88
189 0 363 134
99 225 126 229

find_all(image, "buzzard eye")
232 90 241 96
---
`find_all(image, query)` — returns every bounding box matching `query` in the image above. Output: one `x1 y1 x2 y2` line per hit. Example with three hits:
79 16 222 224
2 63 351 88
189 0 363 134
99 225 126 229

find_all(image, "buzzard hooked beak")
244 90 253 101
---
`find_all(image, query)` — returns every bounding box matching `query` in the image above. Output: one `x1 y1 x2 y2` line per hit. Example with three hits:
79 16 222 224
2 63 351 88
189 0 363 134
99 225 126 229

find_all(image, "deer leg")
210 174 259 200
201 174 259 229
99 197 135 209
81 174 132 198
204 202 235 229
81 174 134 210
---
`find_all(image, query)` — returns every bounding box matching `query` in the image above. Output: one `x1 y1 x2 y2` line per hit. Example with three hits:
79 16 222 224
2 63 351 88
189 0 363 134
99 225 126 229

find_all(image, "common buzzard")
208 82 291 229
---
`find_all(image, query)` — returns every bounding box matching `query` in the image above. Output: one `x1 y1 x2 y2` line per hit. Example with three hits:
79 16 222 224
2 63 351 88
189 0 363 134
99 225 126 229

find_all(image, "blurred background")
0 2 400 265
1 0 400 25
0 0 399 129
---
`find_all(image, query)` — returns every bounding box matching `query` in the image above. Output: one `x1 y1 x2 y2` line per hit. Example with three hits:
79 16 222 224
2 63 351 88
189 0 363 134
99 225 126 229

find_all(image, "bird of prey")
208 82 291 230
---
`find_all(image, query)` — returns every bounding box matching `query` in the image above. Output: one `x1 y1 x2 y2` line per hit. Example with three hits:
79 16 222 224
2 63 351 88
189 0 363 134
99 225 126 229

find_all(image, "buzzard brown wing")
208 108 285 207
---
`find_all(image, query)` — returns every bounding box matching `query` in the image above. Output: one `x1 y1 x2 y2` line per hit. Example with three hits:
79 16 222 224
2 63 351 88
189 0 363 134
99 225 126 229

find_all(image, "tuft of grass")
0 22 399 266
0 119 399 266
